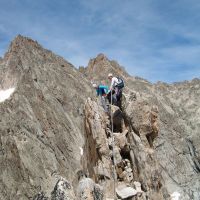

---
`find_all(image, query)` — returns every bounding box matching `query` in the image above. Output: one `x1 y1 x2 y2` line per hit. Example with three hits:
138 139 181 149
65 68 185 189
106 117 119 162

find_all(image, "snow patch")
0 87 15 103
79 147 83 156
171 191 180 200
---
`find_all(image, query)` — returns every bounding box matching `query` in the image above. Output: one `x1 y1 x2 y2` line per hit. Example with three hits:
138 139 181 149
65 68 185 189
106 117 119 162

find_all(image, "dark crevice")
186 139 200 173
146 133 154 148
120 145 131 160
112 109 124 133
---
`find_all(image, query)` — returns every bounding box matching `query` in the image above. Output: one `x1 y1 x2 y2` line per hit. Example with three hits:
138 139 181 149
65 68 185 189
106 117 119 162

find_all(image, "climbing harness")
110 91 117 199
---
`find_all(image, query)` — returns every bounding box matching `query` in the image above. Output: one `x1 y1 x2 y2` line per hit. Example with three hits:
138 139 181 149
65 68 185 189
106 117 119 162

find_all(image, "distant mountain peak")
95 53 109 61
4 35 43 59
11 34 41 48
80 53 129 82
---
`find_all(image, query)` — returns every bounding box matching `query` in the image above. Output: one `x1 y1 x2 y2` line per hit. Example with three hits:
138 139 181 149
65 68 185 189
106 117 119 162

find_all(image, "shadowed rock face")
0 35 199 200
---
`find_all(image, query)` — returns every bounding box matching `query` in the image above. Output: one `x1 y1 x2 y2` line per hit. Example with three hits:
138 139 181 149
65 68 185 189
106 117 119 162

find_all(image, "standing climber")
107 73 124 107
93 83 109 112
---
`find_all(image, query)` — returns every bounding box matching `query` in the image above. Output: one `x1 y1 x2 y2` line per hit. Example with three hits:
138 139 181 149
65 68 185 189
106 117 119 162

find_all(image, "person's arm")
110 77 118 90
110 78 114 90
104 86 109 94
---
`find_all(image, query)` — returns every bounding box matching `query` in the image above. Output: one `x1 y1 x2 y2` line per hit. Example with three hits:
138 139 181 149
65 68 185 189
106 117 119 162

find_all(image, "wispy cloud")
0 0 200 82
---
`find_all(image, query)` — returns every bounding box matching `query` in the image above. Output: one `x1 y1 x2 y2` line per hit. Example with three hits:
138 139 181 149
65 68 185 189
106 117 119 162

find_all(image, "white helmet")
92 83 97 88
108 73 113 77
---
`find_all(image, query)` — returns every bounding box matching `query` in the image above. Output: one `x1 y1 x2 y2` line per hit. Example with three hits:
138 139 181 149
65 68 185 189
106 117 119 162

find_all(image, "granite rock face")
0 36 199 200
83 98 164 199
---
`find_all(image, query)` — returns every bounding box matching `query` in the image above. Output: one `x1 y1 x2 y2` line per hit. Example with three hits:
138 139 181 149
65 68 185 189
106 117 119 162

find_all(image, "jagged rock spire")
80 53 130 83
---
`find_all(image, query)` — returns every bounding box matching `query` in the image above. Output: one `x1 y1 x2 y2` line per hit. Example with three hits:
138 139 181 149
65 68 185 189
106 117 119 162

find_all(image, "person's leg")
115 87 120 106
116 87 122 107
119 89 123 108
107 91 111 104
112 89 117 105
118 88 122 101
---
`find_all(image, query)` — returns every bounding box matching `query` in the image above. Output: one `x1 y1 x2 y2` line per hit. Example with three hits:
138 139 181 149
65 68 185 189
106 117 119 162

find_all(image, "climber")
93 83 109 112
107 73 124 107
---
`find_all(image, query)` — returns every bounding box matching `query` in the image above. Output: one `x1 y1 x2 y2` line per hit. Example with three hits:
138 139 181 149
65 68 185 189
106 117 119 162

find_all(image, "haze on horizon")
0 0 200 83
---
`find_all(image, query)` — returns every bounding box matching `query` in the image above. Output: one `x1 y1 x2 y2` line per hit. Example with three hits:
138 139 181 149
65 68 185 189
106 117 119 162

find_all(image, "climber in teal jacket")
94 84 109 97
93 83 109 112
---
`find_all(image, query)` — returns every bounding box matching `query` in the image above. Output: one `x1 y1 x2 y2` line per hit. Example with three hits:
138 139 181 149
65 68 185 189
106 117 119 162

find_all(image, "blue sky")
0 0 200 83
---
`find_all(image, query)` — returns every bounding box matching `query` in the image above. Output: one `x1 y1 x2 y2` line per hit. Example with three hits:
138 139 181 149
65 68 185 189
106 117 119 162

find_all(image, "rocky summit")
0 35 199 200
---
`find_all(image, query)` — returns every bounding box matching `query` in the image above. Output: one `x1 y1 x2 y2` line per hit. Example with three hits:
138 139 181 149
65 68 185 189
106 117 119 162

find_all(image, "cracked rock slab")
116 185 137 199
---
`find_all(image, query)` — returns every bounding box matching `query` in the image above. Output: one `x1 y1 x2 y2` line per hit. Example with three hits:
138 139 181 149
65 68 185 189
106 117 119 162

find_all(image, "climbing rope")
110 90 117 199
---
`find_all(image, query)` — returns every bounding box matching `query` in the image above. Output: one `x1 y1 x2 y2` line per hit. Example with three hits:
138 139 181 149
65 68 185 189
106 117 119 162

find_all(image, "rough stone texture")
123 80 200 199
83 96 162 199
77 176 103 200
116 184 137 199
134 181 142 193
51 177 75 200
152 80 200 200
84 98 111 180
83 98 115 198
33 177 75 200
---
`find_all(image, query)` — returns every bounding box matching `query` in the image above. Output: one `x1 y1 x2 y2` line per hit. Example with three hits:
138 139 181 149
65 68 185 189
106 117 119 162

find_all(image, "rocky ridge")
0 35 199 199
82 54 200 199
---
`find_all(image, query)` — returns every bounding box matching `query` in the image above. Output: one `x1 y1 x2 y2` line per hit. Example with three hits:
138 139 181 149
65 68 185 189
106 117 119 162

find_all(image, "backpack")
117 77 124 89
